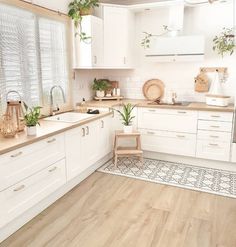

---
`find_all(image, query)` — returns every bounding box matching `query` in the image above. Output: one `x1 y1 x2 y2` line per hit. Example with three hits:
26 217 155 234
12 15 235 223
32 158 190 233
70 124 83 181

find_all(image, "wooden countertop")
84 99 235 112
0 111 111 156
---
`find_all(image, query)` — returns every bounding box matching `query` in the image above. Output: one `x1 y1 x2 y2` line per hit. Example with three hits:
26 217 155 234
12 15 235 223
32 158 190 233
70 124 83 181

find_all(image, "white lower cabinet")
196 140 231 162
65 116 112 180
0 159 66 228
140 129 196 157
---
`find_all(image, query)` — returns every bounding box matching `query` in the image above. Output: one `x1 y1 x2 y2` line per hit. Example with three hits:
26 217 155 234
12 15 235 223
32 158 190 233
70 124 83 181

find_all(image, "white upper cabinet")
103 6 134 68
31 0 70 14
74 16 103 68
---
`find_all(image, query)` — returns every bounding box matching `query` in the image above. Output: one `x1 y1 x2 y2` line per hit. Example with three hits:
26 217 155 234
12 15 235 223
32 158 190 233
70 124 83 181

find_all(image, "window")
0 3 71 115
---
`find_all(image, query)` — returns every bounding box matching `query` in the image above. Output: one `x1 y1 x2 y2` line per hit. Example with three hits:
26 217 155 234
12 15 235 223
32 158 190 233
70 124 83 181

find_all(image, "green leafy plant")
141 25 170 49
92 78 109 91
23 103 42 127
68 0 99 42
115 103 136 126
213 28 235 57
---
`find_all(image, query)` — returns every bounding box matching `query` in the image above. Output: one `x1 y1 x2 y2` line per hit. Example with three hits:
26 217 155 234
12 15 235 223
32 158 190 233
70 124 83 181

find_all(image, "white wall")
73 1 236 104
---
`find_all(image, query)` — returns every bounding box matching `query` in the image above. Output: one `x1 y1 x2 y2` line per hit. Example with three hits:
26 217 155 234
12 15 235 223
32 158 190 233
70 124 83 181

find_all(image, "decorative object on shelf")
68 0 99 42
94 96 124 101
114 103 136 134
194 72 209 93
23 103 42 136
92 78 109 98
5 90 25 132
143 79 165 101
0 114 17 138
213 28 235 57
200 67 228 83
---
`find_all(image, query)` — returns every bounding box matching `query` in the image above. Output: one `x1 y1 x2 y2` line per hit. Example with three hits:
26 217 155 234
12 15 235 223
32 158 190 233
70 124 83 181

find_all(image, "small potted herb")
213 28 235 57
68 0 99 41
23 103 41 136
115 103 136 133
92 78 109 98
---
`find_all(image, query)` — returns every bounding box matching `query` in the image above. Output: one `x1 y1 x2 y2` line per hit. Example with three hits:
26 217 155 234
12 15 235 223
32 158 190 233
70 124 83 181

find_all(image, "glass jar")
0 114 17 138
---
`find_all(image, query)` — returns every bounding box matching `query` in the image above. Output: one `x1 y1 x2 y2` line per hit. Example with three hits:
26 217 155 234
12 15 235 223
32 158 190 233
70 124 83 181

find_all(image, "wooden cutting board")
143 79 165 101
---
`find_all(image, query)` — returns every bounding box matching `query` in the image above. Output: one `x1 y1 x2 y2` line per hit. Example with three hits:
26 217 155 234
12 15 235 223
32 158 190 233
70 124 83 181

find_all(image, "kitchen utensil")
194 72 209 92
143 79 165 101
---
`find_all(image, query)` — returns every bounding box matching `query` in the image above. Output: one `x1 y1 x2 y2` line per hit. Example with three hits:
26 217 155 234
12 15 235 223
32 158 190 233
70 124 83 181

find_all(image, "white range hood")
144 2 205 62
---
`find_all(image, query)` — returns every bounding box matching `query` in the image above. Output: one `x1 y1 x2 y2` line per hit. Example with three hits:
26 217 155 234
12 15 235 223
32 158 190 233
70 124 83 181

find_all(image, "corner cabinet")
74 15 103 68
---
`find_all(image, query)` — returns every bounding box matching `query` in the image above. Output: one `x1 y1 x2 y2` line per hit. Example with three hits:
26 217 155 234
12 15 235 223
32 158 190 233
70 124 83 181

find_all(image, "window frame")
0 0 73 115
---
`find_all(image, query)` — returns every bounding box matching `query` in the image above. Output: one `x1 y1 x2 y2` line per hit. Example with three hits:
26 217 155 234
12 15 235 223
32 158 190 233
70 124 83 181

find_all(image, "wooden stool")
113 130 143 167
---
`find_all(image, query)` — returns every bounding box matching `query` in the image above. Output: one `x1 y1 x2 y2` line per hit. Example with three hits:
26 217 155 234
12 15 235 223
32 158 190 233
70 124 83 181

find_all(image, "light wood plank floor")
1 172 236 247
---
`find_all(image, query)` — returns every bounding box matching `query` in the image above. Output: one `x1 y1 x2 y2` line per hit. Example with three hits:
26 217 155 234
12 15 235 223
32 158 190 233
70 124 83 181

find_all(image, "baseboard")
0 153 112 243
144 151 236 172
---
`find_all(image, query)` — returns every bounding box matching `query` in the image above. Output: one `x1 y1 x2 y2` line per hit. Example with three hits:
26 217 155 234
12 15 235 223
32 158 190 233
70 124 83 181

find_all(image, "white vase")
27 126 37 136
123 125 133 134
96 90 105 98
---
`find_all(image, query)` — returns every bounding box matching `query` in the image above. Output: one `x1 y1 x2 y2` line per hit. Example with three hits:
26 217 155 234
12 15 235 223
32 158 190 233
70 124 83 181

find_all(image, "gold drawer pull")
176 135 186 138
10 152 23 158
208 143 219 147
47 138 56 143
147 131 155 135
148 109 156 112
101 120 104 128
210 135 219 138
13 185 25 192
210 126 220 128
49 167 57 173
211 115 220 118
178 111 187 114
82 128 86 137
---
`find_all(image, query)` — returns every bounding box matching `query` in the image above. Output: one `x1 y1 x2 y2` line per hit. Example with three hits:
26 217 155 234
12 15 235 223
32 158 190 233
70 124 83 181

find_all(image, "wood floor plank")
1 172 236 247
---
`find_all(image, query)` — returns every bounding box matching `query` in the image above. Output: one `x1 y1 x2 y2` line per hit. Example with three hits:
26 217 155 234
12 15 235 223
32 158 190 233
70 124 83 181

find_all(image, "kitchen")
0 0 236 246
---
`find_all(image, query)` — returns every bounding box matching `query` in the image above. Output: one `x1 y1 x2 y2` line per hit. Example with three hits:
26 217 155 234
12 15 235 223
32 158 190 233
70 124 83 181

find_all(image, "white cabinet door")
103 6 133 68
140 129 196 157
33 0 70 14
138 108 198 134
0 159 66 229
98 116 112 159
74 16 103 68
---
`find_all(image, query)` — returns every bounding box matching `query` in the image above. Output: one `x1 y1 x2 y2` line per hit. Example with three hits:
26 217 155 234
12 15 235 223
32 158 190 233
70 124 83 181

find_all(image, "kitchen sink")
43 112 94 123
148 101 191 106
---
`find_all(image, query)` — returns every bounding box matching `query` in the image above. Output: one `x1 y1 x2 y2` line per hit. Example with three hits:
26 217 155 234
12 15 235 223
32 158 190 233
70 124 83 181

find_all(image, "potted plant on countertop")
68 0 99 42
23 103 42 136
115 103 136 134
213 27 235 57
92 78 109 98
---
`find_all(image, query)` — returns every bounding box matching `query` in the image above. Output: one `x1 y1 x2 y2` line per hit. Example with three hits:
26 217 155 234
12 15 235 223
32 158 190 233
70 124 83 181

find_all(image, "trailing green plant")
115 103 136 126
23 103 42 127
92 78 109 91
141 25 170 49
213 28 235 57
68 0 99 42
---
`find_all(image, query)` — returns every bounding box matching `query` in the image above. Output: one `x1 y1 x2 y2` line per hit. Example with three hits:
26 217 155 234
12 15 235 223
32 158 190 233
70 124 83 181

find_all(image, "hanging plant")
68 0 99 42
141 25 172 49
213 28 235 57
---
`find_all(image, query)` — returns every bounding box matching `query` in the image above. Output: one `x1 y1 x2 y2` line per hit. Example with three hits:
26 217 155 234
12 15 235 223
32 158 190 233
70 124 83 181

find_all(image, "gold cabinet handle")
47 138 56 143
148 109 156 112
13 184 25 192
101 120 104 128
147 131 155 135
211 115 220 118
176 135 186 138
210 135 219 138
86 126 89 135
49 167 57 173
10 151 23 158
82 128 85 137
178 111 187 114
208 143 219 147
210 125 220 128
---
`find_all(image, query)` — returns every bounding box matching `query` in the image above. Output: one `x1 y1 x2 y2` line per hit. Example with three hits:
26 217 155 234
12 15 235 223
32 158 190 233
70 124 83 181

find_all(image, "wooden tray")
94 96 124 101
143 79 165 101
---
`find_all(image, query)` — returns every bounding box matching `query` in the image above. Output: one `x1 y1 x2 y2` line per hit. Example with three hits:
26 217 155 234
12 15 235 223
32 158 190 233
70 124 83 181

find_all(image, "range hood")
144 3 205 62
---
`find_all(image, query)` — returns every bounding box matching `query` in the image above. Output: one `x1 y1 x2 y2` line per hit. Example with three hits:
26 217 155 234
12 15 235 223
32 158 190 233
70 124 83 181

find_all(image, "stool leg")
114 155 118 167
113 135 117 161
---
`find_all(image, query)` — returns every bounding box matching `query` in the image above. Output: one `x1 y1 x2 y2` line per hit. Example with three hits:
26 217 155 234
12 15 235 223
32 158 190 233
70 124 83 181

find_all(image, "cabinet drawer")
138 108 198 133
0 159 66 228
198 120 232 132
140 129 196 157
198 111 233 122
196 140 230 162
197 130 232 142
0 133 65 192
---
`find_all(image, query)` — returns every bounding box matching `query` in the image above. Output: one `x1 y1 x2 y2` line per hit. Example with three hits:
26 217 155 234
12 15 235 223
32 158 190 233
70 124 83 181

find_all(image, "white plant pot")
123 125 133 134
26 126 37 136
96 90 105 98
